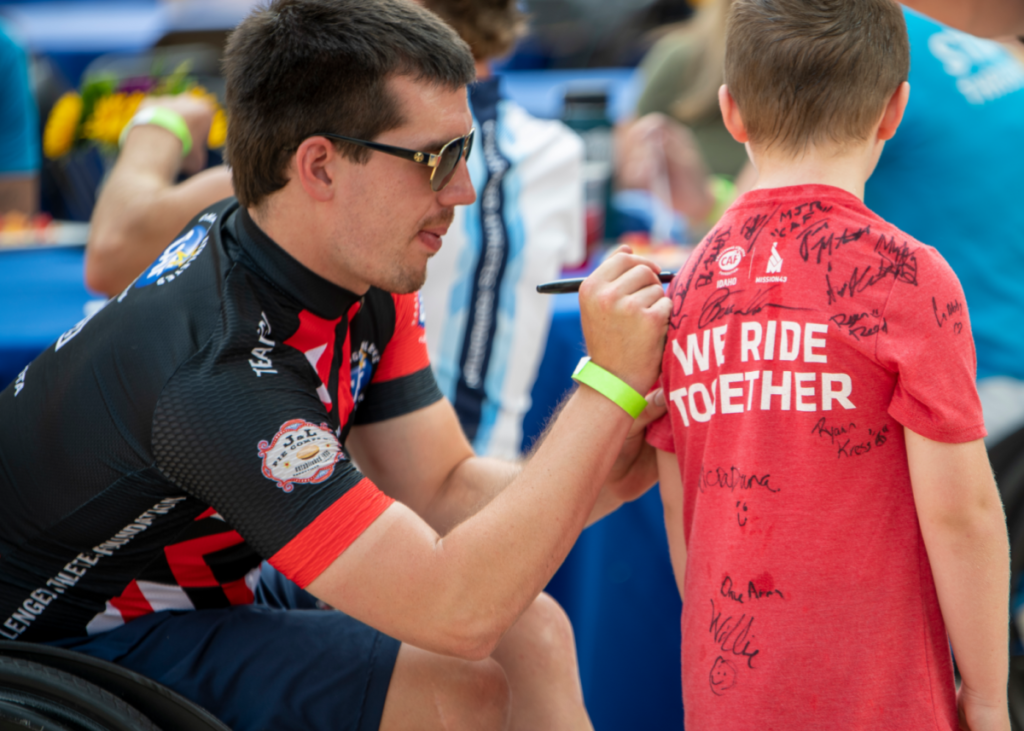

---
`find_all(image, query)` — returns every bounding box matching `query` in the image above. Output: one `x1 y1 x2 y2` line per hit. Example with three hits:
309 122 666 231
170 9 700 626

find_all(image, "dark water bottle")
562 88 614 253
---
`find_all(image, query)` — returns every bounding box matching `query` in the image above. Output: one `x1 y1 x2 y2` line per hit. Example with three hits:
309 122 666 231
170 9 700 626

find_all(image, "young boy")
645 1 1011 728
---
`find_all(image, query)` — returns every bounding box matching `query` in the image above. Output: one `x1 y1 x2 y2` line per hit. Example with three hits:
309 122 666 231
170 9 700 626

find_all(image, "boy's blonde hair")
724 0 909 154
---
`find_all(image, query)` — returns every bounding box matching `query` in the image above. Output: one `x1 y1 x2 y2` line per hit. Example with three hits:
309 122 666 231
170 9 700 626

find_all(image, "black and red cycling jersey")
0 198 442 642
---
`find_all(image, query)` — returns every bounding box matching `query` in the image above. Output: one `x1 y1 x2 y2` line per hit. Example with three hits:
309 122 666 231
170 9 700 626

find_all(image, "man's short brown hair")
223 0 476 208
420 0 528 61
724 0 909 154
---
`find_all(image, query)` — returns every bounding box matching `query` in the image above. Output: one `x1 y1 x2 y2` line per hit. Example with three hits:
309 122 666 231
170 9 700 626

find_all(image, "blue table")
524 293 684 731
0 245 102 389
0 246 685 730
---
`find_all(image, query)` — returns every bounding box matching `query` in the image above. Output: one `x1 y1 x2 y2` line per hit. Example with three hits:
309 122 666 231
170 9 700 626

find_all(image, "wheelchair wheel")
0 656 160 731
0 642 229 731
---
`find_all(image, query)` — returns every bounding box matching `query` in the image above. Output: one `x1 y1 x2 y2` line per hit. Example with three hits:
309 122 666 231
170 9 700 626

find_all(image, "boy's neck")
747 138 882 201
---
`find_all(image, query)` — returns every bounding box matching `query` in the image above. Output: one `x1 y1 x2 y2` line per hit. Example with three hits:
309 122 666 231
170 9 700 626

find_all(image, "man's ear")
718 84 749 144
293 136 337 202
877 81 910 142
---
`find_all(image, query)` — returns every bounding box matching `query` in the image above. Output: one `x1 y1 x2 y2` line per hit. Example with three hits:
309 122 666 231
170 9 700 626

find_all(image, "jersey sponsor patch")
136 225 209 288
257 419 344 493
351 341 380 406
415 292 426 329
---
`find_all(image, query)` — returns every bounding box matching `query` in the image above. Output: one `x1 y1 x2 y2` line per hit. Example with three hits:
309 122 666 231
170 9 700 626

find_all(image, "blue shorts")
48 565 401 731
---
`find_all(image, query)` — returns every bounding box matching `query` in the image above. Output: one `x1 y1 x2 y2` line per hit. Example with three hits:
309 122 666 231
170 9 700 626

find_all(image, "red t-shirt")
646 185 985 730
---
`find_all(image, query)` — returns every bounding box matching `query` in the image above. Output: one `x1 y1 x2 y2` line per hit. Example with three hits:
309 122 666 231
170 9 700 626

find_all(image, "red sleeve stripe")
269 478 394 589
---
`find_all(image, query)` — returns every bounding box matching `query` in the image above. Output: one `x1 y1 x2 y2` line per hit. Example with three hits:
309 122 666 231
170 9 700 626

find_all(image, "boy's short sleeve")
645 373 676 452
875 245 986 443
645 412 675 452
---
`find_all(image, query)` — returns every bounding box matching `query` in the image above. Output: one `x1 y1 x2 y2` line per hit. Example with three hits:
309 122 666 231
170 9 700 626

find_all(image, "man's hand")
578 245 672 396
615 113 714 222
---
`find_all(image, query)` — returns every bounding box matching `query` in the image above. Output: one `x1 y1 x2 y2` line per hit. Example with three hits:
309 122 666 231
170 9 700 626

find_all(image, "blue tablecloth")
0 246 685 729
0 245 101 388
524 293 684 730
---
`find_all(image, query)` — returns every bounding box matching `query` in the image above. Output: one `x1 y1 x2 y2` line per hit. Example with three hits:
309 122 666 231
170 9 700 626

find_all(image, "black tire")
0 643 229 731
0 656 161 731
0 698 75 731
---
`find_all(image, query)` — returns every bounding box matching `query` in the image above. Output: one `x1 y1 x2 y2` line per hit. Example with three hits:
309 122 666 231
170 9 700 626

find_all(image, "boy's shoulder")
706 183 953 284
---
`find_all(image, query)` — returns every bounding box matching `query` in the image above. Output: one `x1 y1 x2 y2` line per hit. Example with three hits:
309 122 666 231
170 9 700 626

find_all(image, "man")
0 1 671 730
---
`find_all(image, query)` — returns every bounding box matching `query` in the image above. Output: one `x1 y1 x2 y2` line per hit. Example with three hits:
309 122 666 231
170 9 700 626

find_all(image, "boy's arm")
657 448 686 601
904 427 1010 731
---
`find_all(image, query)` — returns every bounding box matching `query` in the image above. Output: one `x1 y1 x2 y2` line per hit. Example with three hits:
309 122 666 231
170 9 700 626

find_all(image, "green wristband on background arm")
571 357 648 419
119 107 193 157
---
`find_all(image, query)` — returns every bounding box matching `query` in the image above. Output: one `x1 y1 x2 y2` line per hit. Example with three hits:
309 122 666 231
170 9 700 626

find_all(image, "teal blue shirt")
866 9 1024 381
0 22 40 176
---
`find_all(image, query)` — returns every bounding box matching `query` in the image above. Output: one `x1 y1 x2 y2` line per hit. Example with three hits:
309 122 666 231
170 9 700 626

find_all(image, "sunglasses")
316 129 475 192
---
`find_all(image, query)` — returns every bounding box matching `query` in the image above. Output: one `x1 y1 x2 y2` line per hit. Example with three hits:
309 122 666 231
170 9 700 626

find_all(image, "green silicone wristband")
571 357 648 419
119 107 193 157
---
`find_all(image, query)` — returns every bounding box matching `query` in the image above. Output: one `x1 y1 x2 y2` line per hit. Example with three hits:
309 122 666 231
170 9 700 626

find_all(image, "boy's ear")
877 81 911 142
718 84 749 144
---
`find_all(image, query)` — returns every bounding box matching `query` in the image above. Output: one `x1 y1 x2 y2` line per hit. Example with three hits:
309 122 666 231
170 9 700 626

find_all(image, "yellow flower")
208 108 227 148
43 92 83 159
82 92 145 147
189 86 228 148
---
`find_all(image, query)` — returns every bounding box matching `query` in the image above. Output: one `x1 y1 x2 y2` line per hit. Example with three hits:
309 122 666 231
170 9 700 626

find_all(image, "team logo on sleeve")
257 419 343 492
136 225 209 288
351 341 381 405
415 292 426 329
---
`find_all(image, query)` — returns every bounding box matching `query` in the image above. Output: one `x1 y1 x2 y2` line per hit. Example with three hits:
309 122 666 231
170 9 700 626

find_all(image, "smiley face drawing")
709 656 738 695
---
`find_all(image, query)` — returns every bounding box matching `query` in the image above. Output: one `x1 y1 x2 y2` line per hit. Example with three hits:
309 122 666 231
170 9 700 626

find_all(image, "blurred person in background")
613 0 754 235
0 21 39 216
418 0 586 459
83 93 232 295
866 8 1024 446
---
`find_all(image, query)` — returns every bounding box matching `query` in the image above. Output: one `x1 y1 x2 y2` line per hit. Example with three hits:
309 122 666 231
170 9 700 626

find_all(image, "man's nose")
437 159 476 207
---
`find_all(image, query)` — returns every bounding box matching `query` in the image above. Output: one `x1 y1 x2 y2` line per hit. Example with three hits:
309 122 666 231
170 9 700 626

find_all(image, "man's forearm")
424 455 521 535
310 249 671 658
310 386 635 659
